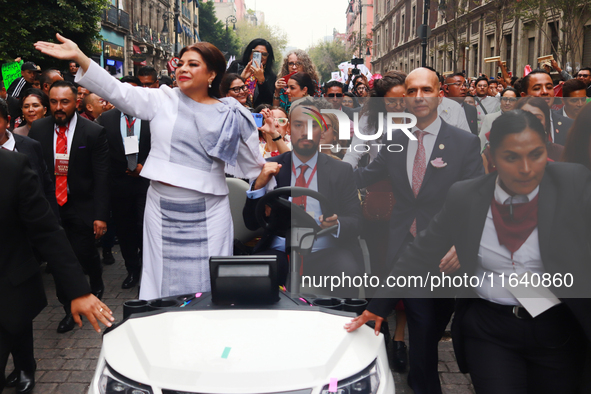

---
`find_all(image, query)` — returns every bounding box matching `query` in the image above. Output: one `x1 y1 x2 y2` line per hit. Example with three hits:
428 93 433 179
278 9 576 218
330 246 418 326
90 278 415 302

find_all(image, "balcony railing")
101 5 130 31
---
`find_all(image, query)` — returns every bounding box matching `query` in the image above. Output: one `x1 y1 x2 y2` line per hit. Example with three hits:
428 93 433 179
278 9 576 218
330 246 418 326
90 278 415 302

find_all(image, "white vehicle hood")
103 309 383 393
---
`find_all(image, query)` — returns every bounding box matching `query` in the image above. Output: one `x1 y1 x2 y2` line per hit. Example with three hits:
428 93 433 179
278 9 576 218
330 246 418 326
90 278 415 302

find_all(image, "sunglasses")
252 50 269 58
288 62 303 68
274 117 288 126
229 85 249 94
327 93 343 98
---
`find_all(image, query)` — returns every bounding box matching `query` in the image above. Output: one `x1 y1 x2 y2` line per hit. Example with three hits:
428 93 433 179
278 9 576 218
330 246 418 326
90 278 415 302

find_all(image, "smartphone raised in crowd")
252 113 264 128
252 52 262 69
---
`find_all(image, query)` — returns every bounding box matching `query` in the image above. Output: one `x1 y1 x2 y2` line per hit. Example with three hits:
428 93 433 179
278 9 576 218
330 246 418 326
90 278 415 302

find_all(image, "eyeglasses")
446 82 468 88
252 50 269 58
288 62 303 68
500 97 518 103
274 117 288 126
356 86 368 92
327 93 343 98
229 85 249 94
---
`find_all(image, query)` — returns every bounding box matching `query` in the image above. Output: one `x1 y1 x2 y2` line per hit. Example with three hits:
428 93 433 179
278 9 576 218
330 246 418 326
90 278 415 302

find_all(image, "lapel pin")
439 144 445 150
556 129 559 133
557 121 562 126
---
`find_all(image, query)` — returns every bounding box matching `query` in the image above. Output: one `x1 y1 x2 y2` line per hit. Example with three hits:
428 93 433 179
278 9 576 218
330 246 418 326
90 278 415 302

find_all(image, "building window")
412 5 416 38
401 14 405 43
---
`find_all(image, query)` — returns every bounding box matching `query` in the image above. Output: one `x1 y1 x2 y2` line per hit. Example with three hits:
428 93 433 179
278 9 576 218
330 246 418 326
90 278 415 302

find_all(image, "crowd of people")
1 31 590 394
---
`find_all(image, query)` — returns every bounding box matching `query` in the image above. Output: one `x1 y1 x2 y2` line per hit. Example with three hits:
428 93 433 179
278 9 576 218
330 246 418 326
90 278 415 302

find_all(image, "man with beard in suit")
243 97 362 295
28 80 109 334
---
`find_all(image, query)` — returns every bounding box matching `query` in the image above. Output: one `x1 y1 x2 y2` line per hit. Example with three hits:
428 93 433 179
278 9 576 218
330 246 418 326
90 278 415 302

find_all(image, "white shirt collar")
1 130 16 151
494 176 539 204
292 151 319 170
411 115 442 137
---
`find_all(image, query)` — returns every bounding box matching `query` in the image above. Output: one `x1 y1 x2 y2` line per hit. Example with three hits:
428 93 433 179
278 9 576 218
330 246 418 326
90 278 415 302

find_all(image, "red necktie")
292 164 309 209
410 130 427 237
55 126 68 206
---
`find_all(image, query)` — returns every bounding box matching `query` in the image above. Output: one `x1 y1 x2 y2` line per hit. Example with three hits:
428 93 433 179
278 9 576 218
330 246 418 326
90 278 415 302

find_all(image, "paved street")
4 246 474 394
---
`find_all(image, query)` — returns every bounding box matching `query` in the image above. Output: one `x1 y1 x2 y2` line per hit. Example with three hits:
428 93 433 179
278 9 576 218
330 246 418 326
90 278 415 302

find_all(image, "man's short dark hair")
446 72 465 81
324 80 344 93
521 69 551 94
159 75 173 87
475 76 489 86
120 75 141 85
137 66 157 81
489 79 498 85
579 67 591 74
563 79 587 97
39 68 61 88
48 80 78 97
289 96 333 118
0 98 8 121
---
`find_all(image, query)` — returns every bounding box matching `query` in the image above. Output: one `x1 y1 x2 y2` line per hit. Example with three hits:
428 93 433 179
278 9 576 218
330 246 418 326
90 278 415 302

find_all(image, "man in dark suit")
443 72 478 135
0 100 59 220
97 75 151 289
28 80 109 334
0 149 114 394
243 98 363 295
353 68 484 394
520 69 573 145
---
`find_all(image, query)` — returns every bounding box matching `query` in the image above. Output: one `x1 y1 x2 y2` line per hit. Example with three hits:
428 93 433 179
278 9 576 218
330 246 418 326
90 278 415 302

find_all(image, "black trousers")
0 321 35 391
111 185 147 274
390 232 455 394
462 299 586 394
56 202 102 313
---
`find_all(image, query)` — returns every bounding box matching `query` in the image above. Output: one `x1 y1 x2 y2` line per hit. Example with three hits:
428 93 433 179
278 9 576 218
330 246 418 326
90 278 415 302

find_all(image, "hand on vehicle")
344 310 384 335
71 293 114 333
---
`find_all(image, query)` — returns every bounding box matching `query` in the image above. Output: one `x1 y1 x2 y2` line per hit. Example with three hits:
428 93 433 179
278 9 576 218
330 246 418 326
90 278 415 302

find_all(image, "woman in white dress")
35 34 269 299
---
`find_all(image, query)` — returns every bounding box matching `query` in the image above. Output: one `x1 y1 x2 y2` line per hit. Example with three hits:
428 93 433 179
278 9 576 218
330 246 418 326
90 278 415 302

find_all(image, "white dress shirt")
474 177 544 305
438 97 471 133
406 116 442 186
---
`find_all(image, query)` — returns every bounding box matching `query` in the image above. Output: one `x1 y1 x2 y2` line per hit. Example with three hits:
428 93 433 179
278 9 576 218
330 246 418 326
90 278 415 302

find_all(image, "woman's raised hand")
34 33 91 72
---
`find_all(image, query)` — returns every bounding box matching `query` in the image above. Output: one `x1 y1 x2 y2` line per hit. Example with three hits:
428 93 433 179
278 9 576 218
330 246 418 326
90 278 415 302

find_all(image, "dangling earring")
208 81 212 88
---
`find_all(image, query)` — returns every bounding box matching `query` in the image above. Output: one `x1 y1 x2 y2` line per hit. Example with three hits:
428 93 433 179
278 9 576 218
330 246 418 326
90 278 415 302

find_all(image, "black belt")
478 298 533 319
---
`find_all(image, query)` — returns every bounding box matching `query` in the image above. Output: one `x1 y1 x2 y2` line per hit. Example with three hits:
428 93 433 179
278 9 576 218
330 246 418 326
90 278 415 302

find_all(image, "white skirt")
139 181 233 300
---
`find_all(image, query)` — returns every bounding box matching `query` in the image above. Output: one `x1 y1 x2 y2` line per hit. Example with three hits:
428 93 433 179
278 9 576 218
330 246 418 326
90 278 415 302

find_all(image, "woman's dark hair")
253 103 272 113
20 88 49 110
220 73 245 97
561 101 591 169
270 106 288 117
500 87 518 97
360 70 407 131
489 110 547 153
179 42 227 98
515 96 551 137
240 38 275 76
289 72 316 97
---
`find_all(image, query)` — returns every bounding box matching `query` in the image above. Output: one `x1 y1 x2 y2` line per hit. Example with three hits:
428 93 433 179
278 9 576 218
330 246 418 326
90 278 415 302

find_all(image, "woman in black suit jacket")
346 110 591 393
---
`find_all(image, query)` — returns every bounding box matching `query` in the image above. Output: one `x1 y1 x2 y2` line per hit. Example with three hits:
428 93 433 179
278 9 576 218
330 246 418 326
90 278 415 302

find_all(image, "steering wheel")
255 186 335 238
